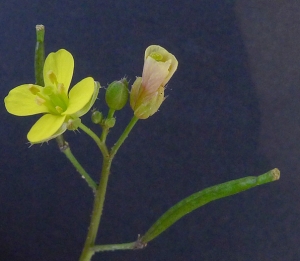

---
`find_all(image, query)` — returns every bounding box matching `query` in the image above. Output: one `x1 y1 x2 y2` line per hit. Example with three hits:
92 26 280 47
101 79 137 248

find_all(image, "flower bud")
104 117 116 128
130 45 178 119
105 79 129 110
91 110 103 124
91 111 103 124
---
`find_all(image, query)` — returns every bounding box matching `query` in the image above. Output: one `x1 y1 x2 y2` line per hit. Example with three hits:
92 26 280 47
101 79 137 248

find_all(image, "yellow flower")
130 45 178 119
4 49 99 144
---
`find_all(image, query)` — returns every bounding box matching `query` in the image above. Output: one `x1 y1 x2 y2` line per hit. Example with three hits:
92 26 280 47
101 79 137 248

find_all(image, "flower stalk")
79 122 109 157
100 108 115 143
92 241 143 252
79 115 139 261
61 141 98 192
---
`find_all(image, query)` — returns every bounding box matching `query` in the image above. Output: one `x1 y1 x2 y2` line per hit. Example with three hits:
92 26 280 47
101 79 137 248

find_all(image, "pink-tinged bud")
130 45 178 119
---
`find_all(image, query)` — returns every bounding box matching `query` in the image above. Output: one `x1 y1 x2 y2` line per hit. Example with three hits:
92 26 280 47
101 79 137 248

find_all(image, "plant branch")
79 115 139 260
92 240 146 252
110 115 139 158
79 122 109 157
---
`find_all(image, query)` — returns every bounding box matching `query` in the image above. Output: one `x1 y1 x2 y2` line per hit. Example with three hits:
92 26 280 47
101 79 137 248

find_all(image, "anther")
57 83 65 94
47 70 58 85
55 106 64 114
28 84 41 95
149 52 164 62
35 96 46 105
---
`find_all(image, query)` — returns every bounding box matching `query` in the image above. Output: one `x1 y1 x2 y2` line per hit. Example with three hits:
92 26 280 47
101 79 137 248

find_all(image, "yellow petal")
4 84 50 116
63 77 95 116
74 81 100 118
43 49 74 91
27 114 67 143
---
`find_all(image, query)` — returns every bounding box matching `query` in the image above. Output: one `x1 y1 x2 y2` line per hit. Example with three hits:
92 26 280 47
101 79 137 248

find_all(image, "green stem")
55 136 97 192
107 108 115 119
100 108 115 143
92 241 142 252
79 156 113 261
35 24 45 86
110 115 139 157
63 145 98 192
79 123 109 157
79 115 139 260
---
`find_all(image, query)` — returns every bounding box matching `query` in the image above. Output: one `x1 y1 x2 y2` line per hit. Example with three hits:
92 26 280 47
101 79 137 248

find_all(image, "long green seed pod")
35 24 45 86
141 168 280 244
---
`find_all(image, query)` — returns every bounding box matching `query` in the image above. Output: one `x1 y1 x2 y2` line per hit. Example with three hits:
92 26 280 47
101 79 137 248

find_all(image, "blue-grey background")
0 0 299 260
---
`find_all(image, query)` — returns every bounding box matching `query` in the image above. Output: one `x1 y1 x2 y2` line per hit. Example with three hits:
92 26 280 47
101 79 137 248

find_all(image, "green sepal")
66 118 81 130
140 168 280 244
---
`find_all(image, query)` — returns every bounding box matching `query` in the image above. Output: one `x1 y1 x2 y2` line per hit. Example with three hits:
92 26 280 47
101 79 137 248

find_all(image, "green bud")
104 117 116 128
105 79 129 110
91 110 103 124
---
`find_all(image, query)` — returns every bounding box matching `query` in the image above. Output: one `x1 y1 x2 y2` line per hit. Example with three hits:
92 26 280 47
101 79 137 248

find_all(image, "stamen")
57 83 65 94
35 96 46 105
149 52 164 62
47 70 58 85
28 84 41 95
55 106 64 114
43 86 54 96
57 83 69 105
35 89 60 114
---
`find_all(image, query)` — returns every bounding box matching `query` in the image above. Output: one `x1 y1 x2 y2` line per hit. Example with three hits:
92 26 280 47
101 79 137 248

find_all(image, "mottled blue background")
1 1 299 260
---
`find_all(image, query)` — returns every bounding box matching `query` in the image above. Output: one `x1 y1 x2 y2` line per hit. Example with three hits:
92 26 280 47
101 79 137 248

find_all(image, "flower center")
149 52 164 62
28 71 69 115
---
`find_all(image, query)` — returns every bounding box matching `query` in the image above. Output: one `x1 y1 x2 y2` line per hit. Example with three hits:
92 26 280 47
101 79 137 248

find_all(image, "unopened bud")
104 117 116 128
105 79 129 110
91 110 103 124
